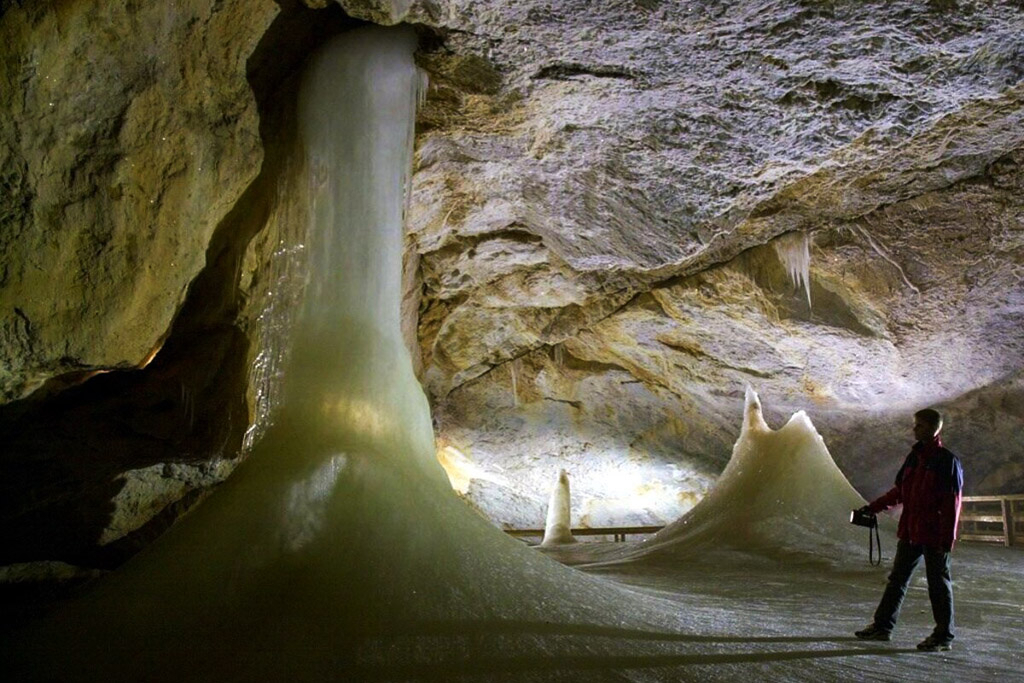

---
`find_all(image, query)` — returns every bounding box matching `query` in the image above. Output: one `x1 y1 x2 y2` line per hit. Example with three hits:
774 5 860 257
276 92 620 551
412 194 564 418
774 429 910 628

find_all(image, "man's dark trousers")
873 539 954 640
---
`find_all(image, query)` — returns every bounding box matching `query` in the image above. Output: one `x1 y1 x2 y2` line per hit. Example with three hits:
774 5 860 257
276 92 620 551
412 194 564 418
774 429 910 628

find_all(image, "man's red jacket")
867 436 964 550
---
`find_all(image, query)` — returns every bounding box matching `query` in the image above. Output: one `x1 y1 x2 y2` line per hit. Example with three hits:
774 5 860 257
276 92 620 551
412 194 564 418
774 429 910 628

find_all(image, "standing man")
854 408 964 651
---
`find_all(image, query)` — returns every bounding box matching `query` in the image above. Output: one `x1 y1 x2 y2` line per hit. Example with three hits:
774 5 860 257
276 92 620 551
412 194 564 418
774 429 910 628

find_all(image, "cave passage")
3 24 1024 683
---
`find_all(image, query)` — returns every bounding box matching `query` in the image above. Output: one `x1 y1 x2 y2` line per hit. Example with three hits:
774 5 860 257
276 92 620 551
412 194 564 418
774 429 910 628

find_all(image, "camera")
850 508 877 528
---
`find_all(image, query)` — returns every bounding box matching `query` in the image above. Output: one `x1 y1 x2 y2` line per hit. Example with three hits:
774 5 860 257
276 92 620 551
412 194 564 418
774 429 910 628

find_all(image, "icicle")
509 358 520 408
402 67 429 224
774 231 812 308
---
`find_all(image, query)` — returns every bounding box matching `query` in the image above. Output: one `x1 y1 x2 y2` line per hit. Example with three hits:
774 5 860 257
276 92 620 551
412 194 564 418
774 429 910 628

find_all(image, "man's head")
913 408 943 442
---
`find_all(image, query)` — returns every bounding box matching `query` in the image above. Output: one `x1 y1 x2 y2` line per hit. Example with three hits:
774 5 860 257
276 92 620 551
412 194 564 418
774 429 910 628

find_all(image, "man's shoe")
855 624 891 641
917 635 953 651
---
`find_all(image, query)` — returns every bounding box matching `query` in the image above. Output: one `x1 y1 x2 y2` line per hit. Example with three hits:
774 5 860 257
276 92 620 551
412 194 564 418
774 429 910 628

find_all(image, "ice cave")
2 1 1023 681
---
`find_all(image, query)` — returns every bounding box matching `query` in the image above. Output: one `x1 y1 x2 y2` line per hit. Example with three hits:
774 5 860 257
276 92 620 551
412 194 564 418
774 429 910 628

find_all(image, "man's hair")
915 408 943 432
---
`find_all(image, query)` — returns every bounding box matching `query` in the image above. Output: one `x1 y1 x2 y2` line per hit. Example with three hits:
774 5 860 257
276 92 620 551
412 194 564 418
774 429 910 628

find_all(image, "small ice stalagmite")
541 469 577 546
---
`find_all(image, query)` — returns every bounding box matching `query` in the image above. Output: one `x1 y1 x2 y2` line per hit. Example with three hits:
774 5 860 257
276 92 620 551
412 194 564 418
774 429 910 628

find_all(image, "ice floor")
4 539 1022 682
339 540 1023 682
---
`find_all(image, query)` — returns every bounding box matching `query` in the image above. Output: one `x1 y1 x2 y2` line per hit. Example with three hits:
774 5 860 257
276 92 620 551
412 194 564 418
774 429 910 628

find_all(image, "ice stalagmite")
774 231 812 308
634 387 874 564
541 469 577 546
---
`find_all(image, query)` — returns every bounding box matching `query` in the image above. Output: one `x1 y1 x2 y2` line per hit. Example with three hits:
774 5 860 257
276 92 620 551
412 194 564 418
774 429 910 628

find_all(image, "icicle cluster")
774 231 812 308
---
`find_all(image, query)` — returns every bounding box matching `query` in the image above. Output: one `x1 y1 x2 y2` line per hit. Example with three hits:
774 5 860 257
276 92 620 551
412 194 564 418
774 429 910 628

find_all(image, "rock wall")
0 0 277 400
409 0 1024 524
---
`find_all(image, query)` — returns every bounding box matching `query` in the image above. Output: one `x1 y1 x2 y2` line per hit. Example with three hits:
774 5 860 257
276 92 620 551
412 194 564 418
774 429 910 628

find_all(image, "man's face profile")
913 415 939 443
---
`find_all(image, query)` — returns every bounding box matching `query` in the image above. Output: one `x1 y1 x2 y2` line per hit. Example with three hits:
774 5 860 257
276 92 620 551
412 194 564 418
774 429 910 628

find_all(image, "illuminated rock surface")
411 0 1024 524
0 0 276 400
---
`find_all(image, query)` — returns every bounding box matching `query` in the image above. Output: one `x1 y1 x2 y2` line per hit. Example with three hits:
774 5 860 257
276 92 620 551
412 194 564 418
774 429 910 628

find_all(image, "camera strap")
868 521 881 566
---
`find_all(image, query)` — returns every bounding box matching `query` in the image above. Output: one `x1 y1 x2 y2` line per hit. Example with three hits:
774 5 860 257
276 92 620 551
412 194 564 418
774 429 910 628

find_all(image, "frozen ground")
4 538 1022 682
338 540 1024 682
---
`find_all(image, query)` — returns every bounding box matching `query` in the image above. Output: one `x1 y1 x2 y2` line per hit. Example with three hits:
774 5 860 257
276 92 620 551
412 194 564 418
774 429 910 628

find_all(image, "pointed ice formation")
633 387 876 563
541 469 577 546
774 231 812 308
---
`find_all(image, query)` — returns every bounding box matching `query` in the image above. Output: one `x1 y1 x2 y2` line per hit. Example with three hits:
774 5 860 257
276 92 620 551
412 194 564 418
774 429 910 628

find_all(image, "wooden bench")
959 494 1024 547
505 526 665 542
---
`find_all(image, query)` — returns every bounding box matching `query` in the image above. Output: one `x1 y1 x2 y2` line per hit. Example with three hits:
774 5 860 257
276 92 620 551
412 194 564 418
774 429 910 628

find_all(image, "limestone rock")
98 460 235 546
410 0 1024 522
0 0 277 401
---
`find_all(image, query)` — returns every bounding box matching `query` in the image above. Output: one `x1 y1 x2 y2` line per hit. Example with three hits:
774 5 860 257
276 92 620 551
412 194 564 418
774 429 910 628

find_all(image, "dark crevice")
419 224 546 262
533 62 639 81
543 397 583 410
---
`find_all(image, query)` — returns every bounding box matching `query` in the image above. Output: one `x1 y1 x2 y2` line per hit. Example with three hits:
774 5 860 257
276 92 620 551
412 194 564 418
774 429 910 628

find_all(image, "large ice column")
291 24 439 474
5 27 674 682
541 469 577 546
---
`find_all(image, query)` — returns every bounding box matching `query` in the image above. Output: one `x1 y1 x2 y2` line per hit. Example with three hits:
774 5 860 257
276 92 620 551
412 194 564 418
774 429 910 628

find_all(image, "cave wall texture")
1 0 1022 568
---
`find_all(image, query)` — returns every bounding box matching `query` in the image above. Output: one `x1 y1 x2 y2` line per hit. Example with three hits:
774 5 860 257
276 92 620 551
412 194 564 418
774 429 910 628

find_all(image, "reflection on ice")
281 454 347 552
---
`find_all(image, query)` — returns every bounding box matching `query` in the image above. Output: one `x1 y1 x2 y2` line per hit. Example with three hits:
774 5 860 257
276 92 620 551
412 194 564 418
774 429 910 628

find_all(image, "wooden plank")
959 514 1006 523
575 526 663 535
959 534 1007 543
503 526 664 538
1003 499 1013 547
964 494 1024 503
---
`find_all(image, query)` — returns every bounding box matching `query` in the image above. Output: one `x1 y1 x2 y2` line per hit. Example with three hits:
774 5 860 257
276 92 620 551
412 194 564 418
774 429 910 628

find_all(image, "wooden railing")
502 495 1024 547
959 495 1024 547
505 526 664 543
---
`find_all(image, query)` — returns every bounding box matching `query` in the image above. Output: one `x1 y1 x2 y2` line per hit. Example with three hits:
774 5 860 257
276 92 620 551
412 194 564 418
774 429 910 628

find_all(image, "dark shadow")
354 619 872 645
335 646 922 680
